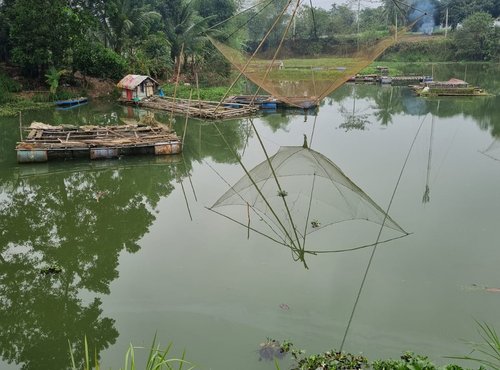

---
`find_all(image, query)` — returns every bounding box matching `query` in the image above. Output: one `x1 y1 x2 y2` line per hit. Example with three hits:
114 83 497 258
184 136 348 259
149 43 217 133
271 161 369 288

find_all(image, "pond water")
1 63 499 370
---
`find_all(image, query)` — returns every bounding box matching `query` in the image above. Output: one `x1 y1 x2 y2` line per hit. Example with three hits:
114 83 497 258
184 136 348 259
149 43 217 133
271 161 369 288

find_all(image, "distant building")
117 75 159 102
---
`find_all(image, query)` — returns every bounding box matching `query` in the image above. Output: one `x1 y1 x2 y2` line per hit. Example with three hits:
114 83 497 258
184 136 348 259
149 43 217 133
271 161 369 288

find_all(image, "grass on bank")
160 84 245 102
1 71 90 117
0 99 53 117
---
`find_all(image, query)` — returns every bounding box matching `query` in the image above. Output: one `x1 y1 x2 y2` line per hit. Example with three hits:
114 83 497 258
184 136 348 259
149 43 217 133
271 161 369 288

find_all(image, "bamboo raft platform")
346 75 431 85
224 95 319 109
130 96 260 119
16 122 182 163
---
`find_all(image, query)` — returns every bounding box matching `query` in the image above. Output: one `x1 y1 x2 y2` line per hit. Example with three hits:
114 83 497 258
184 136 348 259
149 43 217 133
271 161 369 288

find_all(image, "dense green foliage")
0 0 239 83
0 0 499 89
380 38 456 62
372 352 464 370
439 0 500 29
454 12 499 60
73 41 128 80
274 341 471 370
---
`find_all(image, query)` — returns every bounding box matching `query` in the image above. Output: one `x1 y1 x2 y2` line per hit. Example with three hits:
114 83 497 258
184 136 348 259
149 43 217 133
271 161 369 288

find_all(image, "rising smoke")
408 0 437 34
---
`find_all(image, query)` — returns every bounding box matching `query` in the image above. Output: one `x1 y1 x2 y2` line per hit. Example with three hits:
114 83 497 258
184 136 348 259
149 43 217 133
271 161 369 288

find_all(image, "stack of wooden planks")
16 122 182 163
135 96 260 119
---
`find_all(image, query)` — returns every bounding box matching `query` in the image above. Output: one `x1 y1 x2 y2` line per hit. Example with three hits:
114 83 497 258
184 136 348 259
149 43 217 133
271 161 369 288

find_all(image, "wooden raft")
16 122 182 163
135 96 260 119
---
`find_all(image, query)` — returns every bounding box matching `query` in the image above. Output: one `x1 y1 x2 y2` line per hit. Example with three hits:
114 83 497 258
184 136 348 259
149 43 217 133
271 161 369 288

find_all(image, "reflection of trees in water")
0 105 250 370
178 118 252 163
338 84 370 131
373 86 405 126
0 163 180 369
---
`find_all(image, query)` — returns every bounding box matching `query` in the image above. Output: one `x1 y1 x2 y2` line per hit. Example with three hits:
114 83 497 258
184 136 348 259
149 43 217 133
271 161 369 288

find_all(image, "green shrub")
160 84 239 101
73 41 128 80
0 73 22 93
380 38 456 62
372 352 464 370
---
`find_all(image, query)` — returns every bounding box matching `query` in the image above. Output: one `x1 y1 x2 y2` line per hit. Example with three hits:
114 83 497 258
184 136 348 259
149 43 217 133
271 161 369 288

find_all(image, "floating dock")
346 75 432 85
410 78 489 97
129 96 260 120
16 122 182 163
224 95 319 109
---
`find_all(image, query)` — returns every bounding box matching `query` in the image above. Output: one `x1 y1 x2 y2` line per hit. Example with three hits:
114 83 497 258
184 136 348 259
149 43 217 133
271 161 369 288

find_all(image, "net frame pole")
212 0 294 113
250 0 304 105
210 122 305 263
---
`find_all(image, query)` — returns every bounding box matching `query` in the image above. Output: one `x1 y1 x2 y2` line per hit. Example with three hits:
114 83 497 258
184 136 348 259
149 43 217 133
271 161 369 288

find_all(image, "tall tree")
0 1 12 61
192 0 237 27
6 0 79 76
439 0 497 28
157 0 211 70
105 0 161 53
381 0 408 27
454 12 495 60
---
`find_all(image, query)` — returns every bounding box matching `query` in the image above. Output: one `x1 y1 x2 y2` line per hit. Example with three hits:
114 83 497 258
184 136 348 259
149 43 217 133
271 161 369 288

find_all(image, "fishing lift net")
482 138 500 162
210 0 427 108
209 146 409 267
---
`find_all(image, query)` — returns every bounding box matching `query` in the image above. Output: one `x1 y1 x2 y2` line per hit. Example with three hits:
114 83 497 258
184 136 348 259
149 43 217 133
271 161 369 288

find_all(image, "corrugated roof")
117 75 159 90
446 78 468 85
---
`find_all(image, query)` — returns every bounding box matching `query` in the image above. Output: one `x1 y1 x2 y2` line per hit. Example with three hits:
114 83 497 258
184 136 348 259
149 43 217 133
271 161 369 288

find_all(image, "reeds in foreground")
69 334 195 370
449 321 500 370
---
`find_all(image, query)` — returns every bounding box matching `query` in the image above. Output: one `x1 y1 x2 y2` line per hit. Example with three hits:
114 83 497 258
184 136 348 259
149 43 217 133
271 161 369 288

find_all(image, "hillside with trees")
0 0 499 87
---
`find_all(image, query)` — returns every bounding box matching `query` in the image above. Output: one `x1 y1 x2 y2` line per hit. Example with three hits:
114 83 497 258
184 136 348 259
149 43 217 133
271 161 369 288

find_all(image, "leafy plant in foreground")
449 321 500 370
274 341 367 370
373 352 464 370
69 335 195 370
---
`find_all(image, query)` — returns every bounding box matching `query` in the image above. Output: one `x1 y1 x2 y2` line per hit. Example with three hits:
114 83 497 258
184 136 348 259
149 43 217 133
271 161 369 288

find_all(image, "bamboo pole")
182 90 193 144
251 0 302 105
195 72 201 109
247 202 251 239
171 43 185 123
212 0 294 112
179 178 193 221
19 111 23 141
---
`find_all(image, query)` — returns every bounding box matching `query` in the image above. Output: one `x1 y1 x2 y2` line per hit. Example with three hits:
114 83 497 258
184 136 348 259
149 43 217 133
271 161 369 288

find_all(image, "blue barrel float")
261 102 277 110
154 140 182 155
17 150 48 163
90 148 119 160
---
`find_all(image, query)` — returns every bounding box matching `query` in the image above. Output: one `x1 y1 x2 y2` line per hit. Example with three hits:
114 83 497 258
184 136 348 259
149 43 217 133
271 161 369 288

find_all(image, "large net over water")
210 146 408 264
210 0 424 108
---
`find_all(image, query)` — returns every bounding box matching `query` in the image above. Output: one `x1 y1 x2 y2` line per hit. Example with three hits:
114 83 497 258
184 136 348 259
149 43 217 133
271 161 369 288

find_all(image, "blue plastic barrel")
17 150 48 163
90 148 119 160
261 102 277 109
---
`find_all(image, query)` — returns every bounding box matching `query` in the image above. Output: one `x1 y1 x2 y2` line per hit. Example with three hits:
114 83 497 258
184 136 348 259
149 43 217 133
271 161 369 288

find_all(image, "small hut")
117 75 159 102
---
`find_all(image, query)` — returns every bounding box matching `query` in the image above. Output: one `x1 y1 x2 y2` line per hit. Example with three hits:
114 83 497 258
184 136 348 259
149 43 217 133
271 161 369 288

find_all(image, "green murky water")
1 63 499 370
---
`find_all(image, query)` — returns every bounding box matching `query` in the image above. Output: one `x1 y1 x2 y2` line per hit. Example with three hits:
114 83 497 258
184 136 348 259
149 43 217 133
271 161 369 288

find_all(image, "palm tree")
381 0 408 28
158 0 212 73
105 0 161 54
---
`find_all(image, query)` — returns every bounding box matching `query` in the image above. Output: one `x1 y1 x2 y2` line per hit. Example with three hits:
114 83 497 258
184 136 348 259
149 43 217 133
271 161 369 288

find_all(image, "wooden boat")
54 97 88 106
411 78 489 97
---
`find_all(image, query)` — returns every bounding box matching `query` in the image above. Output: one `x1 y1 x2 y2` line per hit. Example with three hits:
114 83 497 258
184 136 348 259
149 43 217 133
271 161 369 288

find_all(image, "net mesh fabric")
483 138 500 161
211 147 407 249
210 35 407 108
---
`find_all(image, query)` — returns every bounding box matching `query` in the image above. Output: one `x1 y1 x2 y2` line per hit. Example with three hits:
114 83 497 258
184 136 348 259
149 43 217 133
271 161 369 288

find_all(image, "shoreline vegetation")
1 0 498 117
71 321 500 370
2 59 497 118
